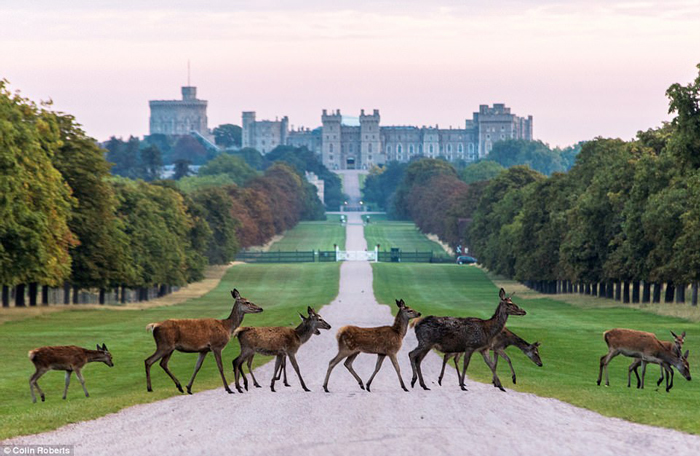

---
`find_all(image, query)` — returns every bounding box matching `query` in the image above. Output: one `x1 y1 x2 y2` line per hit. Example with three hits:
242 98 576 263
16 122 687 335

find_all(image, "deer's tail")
146 322 160 333
409 317 424 329
28 349 37 361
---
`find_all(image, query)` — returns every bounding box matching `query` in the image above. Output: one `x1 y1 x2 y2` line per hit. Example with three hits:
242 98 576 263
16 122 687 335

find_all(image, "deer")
409 288 526 392
627 331 685 389
436 328 542 387
323 299 421 393
144 289 263 395
232 306 331 393
597 328 691 392
29 344 113 403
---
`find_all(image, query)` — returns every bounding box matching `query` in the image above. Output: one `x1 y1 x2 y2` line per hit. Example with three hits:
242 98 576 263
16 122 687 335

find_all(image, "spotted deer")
437 328 542 386
323 299 421 392
627 331 685 389
29 344 114 403
409 288 526 392
144 289 263 394
597 328 691 392
232 307 331 392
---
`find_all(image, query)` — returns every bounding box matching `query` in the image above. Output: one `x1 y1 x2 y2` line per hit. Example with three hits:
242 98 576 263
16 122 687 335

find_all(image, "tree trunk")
598 282 606 298
632 281 640 303
42 285 49 305
2 286 9 308
607 281 614 299
623 282 630 303
584 284 590 295
692 283 698 307
73 286 80 304
664 282 675 303
15 284 26 307
99 289 106 305
159 284 168 297
676 284 686 303
642 282 651 303
615 282 621 301
63 282 71 304
28 282 38 306
591 283 598 297
653 283 661 303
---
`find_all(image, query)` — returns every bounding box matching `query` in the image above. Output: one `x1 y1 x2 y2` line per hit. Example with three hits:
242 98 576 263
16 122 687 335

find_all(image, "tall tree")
213 124 242 148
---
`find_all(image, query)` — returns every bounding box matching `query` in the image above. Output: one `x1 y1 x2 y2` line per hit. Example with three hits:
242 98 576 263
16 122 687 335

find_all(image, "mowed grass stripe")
372 263 700 434
268 216 346 251
364 219 446 252
0 263 340 440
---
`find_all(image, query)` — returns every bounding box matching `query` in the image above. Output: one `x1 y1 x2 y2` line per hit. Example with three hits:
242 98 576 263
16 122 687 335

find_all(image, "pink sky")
2 1 699 147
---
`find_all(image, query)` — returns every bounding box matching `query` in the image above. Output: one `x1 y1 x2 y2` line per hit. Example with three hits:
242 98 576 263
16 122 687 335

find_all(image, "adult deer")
597 328 691 392
29 344 113 403
232 306 331 392
409 288 526 392
145 289 263 394
627 331 685 389
323 299 421 393
436 328 542 386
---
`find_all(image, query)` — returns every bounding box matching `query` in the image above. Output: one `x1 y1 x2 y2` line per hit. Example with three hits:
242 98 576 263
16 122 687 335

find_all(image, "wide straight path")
6 172 700 455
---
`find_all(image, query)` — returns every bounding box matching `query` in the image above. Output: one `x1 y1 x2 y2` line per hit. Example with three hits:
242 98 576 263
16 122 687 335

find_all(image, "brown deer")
627 331 685 389
409 288 526 392
597 328 691 392
323 299 421 393
436 328 542 386
145 289 262 394
232 306 331 393
29 344 113 403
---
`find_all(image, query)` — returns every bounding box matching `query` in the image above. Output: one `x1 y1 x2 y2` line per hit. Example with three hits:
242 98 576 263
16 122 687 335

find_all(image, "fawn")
437 328 542 386
627 331 685 389
232 306 331 392
409 288 526 392
29 344 113 403
323 299 421 393
145 289 263 394
597 328 690 392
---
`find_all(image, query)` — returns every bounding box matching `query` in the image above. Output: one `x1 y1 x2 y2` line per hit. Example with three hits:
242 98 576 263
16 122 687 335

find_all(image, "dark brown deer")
29 344 113 403
409 288 526 392
323 299 421 392
437 328 542 386
232 306 331 392
144 289 262 394
627 331 685 389
597 328 691 392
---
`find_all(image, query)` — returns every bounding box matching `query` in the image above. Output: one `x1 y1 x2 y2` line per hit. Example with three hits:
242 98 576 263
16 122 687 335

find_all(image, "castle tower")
322 109 342 170
242 111 256 149
360 109 381 168
149 86 208 137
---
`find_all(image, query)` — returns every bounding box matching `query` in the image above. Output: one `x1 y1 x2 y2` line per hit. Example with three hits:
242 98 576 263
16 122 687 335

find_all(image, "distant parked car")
456 255 477 265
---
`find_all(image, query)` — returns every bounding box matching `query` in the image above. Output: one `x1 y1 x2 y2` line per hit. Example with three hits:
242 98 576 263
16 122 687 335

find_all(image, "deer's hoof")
512 377 517 384
225 388 234 395
438 380 442 386
41 396 45 402
410 379 416 388
498 386 506 392
323 387 330 393
596 380 601 386
359 383 365 390
176 385 184 393
254 384 261 388
402 387 409 392
303 388 311 392
186 387 193 395
460 386 468 392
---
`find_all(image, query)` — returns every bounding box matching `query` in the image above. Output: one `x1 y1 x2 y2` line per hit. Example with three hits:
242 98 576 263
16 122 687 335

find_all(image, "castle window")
447 144 452 153
386 145 391 154
469 143 474 152
369 143 373 153
458 144 464 153
429 144 434 154
397 144 403 155
330 143 334 153
409 144 414 155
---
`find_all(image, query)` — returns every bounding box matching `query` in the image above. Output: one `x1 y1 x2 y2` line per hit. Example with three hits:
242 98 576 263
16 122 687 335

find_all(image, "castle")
242 104 533 170
149 86 212 140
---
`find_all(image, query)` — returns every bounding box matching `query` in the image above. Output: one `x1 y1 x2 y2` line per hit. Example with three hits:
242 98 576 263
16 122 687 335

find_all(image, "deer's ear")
533 342 540 347
671 330 679 339
299 313 307 321
307 306 315 315
96 344 101 351
499 288 506 300
682 331 686 338
396 299 405 308
684 350 689 359
232 289 241 299
102 343 107 351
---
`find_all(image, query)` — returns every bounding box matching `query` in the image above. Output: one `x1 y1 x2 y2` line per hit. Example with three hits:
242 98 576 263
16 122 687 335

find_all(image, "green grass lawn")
372 263 700 435
0 263 340 440
364 219 447 253
268 217 346 251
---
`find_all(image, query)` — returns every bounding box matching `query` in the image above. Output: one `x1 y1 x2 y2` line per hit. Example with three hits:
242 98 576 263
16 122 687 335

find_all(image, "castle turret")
360 109 381 168
322 109 342 170
242 111 256 149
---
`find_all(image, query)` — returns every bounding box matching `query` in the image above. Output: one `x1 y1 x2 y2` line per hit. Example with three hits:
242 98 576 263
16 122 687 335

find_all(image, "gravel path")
5 172 700 455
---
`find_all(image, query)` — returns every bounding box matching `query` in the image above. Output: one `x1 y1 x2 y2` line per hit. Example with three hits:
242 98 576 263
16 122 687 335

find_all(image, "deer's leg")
270 355 283 392
212 349 233 394
233 349 253 393
666 365 674 392
498 349 517 385
282 357 290 387
29 368 47 403
453 353 463 384
408 345 431 390
247 354 261 388
598 350 619 387
640 361 647 389
158 351 184 393
628 359 641 388
343 353 365 390
366 354 387 392
74 369 89 398
481 350 505 392
437 353 451 386
287 353 310 392
63 371 72 400
388 354 409 392
460 350 475 391
323 350 351 393
144 348 167 392
186 352 208 395
657 364 665 387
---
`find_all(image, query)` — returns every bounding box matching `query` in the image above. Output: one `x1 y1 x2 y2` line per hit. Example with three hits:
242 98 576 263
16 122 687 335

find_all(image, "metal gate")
336 250 378 262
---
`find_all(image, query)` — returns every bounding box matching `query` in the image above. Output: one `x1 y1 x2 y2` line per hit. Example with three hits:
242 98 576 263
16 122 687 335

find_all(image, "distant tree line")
365 65 700 306
0 82 324 307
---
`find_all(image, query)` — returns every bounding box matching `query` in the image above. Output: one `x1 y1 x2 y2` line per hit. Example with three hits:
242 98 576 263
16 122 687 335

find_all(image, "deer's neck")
485 303 509 340
392 311 410 338
508 333 531 352
295 320 315 344
224 303 244 332
85 350 104 363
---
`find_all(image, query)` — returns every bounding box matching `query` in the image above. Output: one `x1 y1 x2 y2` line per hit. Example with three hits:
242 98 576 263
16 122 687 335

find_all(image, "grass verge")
268 217 346 251
364 219 446 252
372 263 700 435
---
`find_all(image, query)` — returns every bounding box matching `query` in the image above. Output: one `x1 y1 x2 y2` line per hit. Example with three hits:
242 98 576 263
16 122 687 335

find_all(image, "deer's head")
673 347 691 381
671 330 686 350
96 343 114 367
303 306 331 335
396 299 421 319
499 288 526 316
231 289 263 314
525 341 543 367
